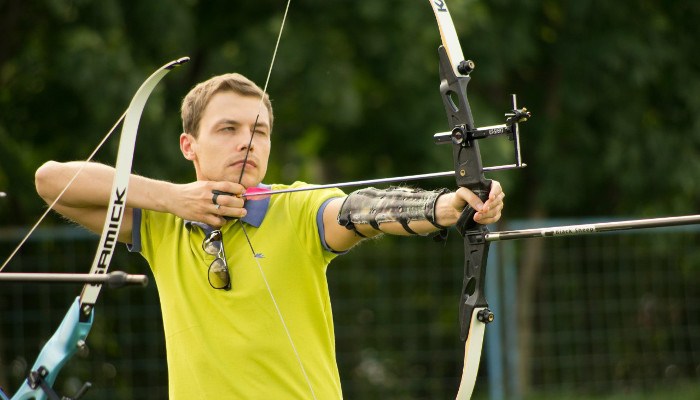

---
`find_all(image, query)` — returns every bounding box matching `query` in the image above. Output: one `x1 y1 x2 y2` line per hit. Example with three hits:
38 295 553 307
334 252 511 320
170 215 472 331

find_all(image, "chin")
240 176 261 188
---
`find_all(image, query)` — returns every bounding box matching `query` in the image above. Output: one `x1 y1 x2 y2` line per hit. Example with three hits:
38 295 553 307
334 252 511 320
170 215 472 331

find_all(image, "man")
35 73 504 399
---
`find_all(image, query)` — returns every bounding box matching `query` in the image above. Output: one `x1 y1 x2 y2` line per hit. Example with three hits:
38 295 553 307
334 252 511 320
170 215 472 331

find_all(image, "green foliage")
2 3 700 399
488 0 700 218
2 1 698 224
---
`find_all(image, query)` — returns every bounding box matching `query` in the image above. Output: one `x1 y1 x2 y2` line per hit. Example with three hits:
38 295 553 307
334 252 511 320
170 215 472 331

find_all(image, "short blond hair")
181 73 273 137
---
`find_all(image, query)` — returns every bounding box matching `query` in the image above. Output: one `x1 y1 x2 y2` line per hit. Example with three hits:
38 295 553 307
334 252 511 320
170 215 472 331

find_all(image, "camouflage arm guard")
337 187 450 237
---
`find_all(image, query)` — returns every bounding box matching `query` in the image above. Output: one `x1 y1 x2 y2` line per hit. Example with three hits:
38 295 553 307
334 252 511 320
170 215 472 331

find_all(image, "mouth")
231 159 257 169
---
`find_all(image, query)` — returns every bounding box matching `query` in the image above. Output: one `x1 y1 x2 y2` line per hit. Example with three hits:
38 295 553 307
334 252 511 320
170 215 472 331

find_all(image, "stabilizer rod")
486 214 700 242
0 271 148 288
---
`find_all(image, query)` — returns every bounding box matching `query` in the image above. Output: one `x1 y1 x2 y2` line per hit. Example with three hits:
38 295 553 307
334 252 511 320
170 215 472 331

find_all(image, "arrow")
242 164 525 200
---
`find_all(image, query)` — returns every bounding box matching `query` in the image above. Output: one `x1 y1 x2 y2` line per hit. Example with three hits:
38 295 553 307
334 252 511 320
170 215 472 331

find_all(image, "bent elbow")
35 160 61 203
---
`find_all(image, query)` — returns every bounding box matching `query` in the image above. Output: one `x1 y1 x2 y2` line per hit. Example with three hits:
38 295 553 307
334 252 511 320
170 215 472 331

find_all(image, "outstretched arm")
323 181 504 252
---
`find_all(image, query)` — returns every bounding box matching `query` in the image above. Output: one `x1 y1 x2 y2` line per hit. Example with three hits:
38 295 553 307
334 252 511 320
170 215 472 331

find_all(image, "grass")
520 382 700 400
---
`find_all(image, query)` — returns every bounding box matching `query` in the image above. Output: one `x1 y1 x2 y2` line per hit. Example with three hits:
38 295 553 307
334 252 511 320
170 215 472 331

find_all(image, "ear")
180 133 197 161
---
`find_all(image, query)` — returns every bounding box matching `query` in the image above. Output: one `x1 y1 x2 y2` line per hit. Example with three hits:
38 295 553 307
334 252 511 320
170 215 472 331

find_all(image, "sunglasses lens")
208 258 230 289
203 239 221 255
202 230 230 290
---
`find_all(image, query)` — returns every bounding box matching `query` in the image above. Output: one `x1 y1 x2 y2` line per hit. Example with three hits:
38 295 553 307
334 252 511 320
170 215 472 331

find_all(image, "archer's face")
181 91 271 188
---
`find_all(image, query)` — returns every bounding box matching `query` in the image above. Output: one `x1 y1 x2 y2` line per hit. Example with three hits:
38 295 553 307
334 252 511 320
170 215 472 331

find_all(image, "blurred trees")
1 0 699 225
1 0 699 398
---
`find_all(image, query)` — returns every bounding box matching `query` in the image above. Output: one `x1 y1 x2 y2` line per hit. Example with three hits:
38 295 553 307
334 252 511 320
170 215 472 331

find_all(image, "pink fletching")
244 187 272 199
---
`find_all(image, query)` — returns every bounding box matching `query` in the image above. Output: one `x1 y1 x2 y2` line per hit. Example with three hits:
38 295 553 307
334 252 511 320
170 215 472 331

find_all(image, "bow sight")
433 59 531 174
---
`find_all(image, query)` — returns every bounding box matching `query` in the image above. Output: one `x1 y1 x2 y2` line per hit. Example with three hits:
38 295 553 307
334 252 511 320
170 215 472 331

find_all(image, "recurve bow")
428 1 530 398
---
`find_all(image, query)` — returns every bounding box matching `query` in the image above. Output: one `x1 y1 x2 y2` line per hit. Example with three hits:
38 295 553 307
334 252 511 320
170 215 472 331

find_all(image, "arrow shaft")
243 164 525 198
243 170 454 198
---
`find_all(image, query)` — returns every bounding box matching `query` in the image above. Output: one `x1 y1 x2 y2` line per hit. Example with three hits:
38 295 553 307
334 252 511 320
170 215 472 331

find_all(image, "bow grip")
454 180 491 236
455 167 492 342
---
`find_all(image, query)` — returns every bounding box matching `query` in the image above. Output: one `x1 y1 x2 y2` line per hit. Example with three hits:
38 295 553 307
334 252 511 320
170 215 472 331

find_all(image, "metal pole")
486 214 700 242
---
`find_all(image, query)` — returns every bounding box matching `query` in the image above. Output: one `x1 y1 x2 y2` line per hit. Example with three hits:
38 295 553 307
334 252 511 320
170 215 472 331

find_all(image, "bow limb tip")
166 57 191 70
456 307 489 400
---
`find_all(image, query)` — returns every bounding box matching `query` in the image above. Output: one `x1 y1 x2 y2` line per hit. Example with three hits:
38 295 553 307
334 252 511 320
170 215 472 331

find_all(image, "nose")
236 135 255 152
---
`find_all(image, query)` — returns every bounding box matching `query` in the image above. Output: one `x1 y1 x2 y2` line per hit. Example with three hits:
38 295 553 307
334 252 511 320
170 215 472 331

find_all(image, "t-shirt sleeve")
127 207 170 271
126 208 143 253
277 182 345 264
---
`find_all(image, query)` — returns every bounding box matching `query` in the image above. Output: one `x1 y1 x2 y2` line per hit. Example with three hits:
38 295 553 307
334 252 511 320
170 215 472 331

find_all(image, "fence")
492 220 700 399
1 221 699 399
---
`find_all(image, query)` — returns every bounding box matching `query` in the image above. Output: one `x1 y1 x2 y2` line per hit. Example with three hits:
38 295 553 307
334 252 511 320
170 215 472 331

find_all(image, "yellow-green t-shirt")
133 182 345 399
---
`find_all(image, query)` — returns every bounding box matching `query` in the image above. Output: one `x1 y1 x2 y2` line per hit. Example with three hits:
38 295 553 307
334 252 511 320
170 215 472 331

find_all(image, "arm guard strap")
337 187 450 236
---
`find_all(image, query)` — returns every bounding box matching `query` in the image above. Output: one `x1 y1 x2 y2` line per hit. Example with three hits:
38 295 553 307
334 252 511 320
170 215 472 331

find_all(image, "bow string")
232 1 319 399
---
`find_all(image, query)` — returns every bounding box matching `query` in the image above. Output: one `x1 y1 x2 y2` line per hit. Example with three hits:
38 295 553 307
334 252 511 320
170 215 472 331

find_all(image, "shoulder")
141 208 181 225
139 209 187 239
